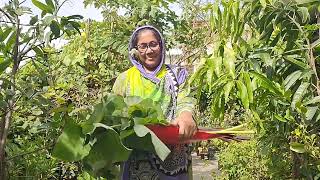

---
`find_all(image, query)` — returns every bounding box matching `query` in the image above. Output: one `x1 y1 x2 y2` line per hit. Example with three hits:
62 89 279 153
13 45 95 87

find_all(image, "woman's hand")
171 111 197 140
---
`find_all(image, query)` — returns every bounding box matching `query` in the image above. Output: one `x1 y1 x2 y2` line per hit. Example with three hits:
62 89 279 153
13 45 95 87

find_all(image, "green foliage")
52 94 169 178
192 0 320 179
215 140 270 180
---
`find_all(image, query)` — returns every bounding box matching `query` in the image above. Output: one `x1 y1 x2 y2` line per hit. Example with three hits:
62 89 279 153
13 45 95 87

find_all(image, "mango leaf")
303 96 320 105
45 0 55 10
224 81 234 103
297 7 310 23
290 142 305 153
306 106 318 121
243 72 253 103
260 0 267 8
0 58 11 74
0 27 13 42
206 58 214 86
132 125 170 161
250 71 283 96
274 114 287 122
294 0 318 5
84 123 132 174
212 56 223 76
50 20 60 39
284 70 302 91
236 80 249 109
283 56 308 69
291 82 309 109
223 46 236 79
52 118 90 161
32 0 53 14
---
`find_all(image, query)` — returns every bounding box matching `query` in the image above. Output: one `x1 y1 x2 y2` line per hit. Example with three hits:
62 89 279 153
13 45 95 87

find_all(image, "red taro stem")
147 125 234 144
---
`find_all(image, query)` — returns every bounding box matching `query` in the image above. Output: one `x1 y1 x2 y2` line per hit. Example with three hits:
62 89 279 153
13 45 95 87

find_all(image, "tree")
192 0 320 178
0 0 82 178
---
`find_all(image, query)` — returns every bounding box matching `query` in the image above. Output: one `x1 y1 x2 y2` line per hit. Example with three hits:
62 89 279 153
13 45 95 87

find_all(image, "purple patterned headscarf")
129 25 188 85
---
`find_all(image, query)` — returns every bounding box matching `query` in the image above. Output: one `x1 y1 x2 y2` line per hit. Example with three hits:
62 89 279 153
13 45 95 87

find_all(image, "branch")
0 8 14 23
21 42 44 57
0 20 37 27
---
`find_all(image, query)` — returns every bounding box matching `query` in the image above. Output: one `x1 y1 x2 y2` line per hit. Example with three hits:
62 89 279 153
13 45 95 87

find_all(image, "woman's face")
136 30 161 73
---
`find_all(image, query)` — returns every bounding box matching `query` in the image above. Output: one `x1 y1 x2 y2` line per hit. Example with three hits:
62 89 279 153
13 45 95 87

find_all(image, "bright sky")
0 0 104 21
0 0 182 22
0 0 182 52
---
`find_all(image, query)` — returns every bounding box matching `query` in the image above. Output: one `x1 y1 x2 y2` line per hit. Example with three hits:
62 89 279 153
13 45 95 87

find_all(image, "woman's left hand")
171 111 197 140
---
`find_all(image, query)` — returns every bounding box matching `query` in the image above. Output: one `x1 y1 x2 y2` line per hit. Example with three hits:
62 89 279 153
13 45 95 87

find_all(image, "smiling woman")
134 29 162 73
112 25 197 180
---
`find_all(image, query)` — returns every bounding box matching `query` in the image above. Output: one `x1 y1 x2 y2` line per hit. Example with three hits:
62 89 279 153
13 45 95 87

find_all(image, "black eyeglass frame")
136 41 160 53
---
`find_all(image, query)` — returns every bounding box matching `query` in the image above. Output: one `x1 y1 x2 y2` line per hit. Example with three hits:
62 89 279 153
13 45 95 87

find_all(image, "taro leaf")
124 96 143 106
82 102 104 134
84 123 132 175
128 98 166 124
126 125 170 161
52 118 90 161
290 142 305 153
82 95 127 134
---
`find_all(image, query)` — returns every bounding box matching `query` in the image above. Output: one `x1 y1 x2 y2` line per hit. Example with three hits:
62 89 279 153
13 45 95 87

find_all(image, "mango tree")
192 0 320 178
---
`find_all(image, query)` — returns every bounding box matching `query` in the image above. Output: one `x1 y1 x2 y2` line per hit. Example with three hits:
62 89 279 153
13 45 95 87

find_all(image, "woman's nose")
145 46 154 54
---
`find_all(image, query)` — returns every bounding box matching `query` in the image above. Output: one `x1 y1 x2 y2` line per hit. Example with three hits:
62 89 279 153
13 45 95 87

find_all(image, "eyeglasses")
136 41 160 53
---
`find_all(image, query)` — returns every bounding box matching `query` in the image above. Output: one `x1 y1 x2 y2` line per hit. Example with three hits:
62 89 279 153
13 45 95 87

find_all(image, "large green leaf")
84 123 132 174
291 82 310 109
52 118 90 161
132 124 170 161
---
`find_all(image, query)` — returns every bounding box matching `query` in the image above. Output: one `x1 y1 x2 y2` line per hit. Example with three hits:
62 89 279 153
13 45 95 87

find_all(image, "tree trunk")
0 105 13 180
0 14 20 179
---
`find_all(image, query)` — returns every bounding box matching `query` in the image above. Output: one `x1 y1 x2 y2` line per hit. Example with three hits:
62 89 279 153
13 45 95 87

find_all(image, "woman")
112 25 197 180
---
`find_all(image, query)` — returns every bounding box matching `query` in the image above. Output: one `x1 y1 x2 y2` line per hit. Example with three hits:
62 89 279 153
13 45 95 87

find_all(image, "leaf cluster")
52 94 170 178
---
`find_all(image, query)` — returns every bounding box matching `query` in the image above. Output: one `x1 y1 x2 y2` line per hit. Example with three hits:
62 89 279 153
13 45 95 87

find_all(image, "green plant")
52 94 170 178
216 140 269 180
